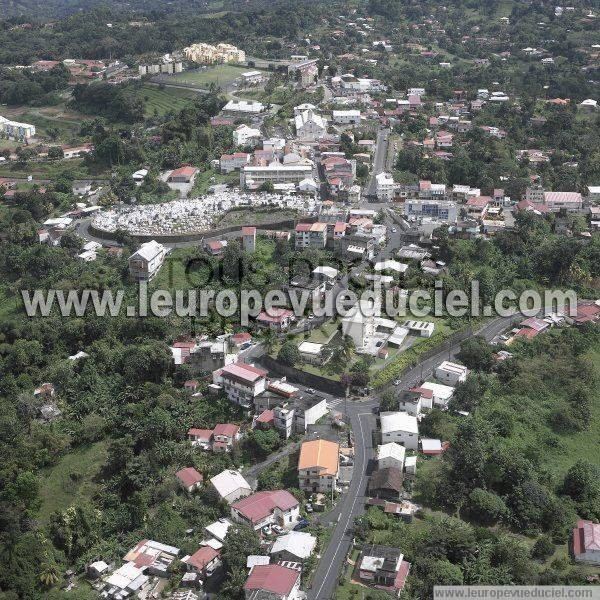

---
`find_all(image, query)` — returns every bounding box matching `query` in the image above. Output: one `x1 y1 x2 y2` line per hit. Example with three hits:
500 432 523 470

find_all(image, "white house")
332 110 362 125
270 531 316 563
420 381 455 409
234 124 262 147
128 240 167 282
231 490 300 531
435 361 468 385
380 411 419 450
376 172 395 201
210 469 252 504
376 443 406 471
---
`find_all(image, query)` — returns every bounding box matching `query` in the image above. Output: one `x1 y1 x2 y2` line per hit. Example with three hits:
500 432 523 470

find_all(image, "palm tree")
40 561 60 587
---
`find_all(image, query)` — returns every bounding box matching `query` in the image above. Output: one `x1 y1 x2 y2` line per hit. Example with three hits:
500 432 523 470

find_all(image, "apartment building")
214 363 268 408
0 116 36 141
404 199 458 223
183 42 245 64
376 172 395 201
295 222 327 250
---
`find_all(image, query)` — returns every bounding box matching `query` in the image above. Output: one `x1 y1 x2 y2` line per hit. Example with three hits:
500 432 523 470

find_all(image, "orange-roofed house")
298 439 340 493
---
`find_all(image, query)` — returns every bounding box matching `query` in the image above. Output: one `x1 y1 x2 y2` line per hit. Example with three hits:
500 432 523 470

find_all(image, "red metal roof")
213 423 239 438
170 166 198 178
244 564 299 595
232 490 298 524
257 309 294 324
185 546 219 570
188 428 213 440
176 467 203 487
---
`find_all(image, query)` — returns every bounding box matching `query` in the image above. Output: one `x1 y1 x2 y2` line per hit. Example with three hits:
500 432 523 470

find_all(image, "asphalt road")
364 127 391 197
308 404 376 600
305 313 520 600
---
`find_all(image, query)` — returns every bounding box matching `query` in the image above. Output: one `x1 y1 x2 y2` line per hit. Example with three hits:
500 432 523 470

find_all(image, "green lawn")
38 440 108 522
169 64 258 89
192 168 239 196
136 84 199 117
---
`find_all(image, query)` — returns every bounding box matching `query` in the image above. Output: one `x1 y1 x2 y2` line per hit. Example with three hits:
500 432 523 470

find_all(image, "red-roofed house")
231 332 252 347
255 409 275 428
256 308 295 332
466 196 491 218
572 520 600 565
574 302 600 326
188 428 214 449
220 152 250 173
244 564 301 600
182 546 222 579
205 240 226 256
184 379 200 392
213 423 241 452
168 166 198 183
514 327 538 340
515 199 550 215
231 490 300 530
176 467 203 493
519 317 549 333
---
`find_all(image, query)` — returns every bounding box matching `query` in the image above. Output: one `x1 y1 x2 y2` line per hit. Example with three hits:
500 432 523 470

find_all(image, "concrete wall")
88 219 297 244
257 355 345 396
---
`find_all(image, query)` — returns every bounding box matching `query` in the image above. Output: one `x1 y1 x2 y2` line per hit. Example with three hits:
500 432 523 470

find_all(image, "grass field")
136 84 200 117
169 64 258 89
38 440 108 522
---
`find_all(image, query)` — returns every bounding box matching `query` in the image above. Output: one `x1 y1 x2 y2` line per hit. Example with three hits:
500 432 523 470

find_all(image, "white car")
392 228 397 233
393 379 402 386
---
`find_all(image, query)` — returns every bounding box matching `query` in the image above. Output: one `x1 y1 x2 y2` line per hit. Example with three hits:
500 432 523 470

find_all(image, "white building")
420 381 455 409
0 115 36 140
270 531 316 563
128 240 167 282
376 172 395 201
234 125 262 147
435 361 468 385
214 362 268 408
241 164 312 189
376 442 406 471
380 411 419 450
222 99 265 114
295 109 327 141
332 110 362 125
402 320 435 338
210 469 252 504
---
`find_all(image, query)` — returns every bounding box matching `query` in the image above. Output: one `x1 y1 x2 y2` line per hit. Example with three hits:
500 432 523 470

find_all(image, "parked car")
306 388 316 395
272 525 284 535
305 504 313 513
293 518 310 531
393 379 402 386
